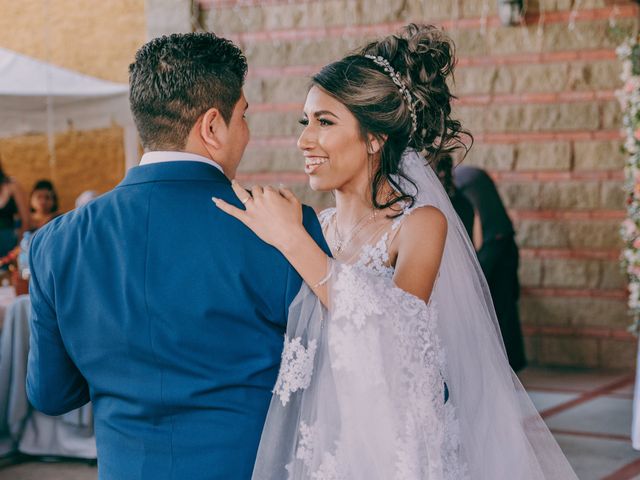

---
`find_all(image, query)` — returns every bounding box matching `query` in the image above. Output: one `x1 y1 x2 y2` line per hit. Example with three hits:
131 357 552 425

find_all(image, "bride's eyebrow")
314 110 339 119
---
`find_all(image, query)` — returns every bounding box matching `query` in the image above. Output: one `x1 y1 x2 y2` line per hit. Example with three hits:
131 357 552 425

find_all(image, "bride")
214 23 578 480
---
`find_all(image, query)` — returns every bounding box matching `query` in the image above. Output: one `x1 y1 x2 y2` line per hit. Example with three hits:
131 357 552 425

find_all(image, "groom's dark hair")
129 32 247 150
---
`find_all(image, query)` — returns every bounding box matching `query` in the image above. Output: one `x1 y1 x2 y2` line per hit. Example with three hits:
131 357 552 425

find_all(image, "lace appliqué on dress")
353 233 394 278
287 421 347 480
273 336 318 406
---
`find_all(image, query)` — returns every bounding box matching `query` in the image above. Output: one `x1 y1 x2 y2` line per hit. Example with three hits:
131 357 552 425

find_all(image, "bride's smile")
302 155 328 175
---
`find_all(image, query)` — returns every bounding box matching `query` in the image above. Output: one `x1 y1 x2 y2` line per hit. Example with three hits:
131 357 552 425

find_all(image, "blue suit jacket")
26 161 328 479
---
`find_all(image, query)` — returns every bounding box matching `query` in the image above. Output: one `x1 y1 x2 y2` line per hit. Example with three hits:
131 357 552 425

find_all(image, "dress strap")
387 203 418 247
317 207 336 230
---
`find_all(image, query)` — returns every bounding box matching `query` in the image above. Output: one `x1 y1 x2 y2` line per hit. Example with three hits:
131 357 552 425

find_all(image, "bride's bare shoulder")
398 205 447 250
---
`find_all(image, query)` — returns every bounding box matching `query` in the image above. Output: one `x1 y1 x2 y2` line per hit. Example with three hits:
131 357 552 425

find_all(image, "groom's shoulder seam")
115 178 229 188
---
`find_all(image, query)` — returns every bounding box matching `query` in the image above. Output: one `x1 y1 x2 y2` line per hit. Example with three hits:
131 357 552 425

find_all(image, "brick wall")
0 0 146 212
192 0 635 368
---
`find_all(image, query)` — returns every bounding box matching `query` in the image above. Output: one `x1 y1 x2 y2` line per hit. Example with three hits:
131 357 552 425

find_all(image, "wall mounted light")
497 0 524 26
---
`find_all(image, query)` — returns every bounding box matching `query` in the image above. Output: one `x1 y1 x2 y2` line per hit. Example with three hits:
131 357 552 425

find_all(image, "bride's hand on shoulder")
213 180 305 250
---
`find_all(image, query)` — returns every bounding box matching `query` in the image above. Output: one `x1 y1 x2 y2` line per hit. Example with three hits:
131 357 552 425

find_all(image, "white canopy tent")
0 47 138 169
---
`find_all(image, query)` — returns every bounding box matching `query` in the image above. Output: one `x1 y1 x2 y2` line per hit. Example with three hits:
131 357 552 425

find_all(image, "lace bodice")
318 206 413 279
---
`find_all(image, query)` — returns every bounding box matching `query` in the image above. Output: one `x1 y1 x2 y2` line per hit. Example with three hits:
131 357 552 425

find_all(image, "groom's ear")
199 107 226 150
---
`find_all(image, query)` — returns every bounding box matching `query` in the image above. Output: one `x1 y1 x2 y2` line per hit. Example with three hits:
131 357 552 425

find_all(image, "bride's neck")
334 189 372 227
333 181 395 227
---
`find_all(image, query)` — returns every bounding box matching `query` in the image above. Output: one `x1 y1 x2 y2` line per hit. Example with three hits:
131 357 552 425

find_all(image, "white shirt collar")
139 151 224 175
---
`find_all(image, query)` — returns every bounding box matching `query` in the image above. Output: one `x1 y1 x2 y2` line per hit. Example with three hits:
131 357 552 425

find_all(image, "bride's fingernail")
211 197 219 203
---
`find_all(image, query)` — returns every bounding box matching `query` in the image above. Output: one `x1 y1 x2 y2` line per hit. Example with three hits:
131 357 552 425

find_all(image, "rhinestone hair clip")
364 54 418 136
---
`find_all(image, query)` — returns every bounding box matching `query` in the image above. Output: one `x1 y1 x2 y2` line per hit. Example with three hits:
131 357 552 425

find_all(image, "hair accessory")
364 54 417 135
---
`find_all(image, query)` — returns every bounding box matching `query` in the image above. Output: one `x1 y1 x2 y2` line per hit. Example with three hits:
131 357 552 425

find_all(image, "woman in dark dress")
0 153 30 257
454 165 527 372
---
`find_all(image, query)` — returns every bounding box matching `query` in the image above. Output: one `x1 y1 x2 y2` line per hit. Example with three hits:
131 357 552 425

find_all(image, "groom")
26 33 327 479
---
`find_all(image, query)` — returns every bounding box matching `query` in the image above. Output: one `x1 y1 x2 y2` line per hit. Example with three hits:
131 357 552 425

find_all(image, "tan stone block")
483 24 538 56
520 297 570 327
515 142 571 171
601 101 623 130
539 182 600 210
541 258 600 288
205 0 448 33
572 0 610 8
600 261 626 290
244 35 365 68
483 103 599 133
515 220 571 248
247 111 302 137
244 40 300 69
462 1 497 17
538 0 574 9
449 29 489 57
204 0 388 33
520 258 542 288
145 0 191 37
573 140 625 171
600 181 625 210
566 221 623 249
498 182 541 209
356 0 426 24
240 147 302 173
463 19 628 59
456 63 573 97
523 335 539 364
567 61 623 91
462 144 515 170
512 63 570 94
516 220 621 249
599 339 636 369
454 67 501 96
452 105 485 134
245 77 309 105
541 19 635 53
569 298 629 329
205 5 262 32
521 296 629 329
538 337 599 367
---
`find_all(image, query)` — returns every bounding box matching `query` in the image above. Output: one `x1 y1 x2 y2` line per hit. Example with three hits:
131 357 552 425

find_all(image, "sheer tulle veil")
251 149 578 479
396 149 577 478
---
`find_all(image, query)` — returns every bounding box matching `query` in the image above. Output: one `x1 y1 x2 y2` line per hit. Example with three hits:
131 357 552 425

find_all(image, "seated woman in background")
30 179 59 230
0 153 30 257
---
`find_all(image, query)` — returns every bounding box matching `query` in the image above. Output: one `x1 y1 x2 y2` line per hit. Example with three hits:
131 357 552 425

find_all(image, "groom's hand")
212 180 304 250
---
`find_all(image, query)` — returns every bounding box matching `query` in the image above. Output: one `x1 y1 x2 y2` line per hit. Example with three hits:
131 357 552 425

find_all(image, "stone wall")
191 0 635 368
0 0 146 212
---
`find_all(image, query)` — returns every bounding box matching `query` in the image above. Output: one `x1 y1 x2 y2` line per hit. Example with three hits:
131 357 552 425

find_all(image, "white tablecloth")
0 285 16 330
0 295 96 458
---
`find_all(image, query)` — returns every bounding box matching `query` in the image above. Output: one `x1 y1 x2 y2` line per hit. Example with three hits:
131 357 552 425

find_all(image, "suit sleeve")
283 205 331 314
26 230 90 416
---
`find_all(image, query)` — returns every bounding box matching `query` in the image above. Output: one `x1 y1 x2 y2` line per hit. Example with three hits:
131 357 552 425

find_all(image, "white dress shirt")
139 151 224 175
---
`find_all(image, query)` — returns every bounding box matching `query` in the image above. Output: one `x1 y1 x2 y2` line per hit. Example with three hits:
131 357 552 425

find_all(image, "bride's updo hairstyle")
311 24 470 211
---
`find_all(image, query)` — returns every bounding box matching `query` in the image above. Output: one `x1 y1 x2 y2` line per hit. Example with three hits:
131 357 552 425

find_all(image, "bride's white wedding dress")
252 150 578 480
